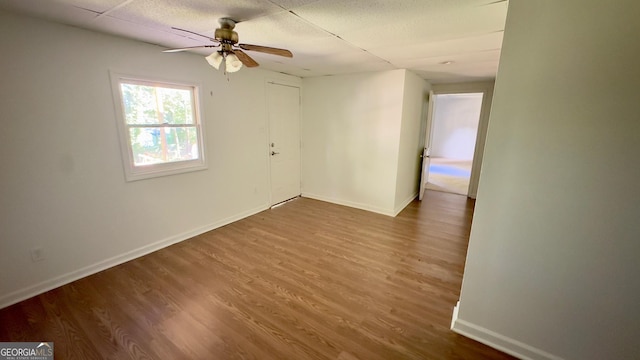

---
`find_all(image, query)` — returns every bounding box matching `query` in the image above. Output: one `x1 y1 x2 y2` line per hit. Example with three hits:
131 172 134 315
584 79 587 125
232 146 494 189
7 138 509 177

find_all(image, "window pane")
158 87 194 125
121 83 194 125
121 83 160 125
129 126 199 166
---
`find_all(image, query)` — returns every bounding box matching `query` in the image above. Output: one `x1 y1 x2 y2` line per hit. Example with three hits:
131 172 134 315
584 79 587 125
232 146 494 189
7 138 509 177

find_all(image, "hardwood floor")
0 190 514 359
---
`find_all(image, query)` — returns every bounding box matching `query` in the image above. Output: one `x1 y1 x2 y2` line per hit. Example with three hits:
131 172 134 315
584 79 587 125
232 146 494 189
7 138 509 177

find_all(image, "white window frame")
110 72 207 181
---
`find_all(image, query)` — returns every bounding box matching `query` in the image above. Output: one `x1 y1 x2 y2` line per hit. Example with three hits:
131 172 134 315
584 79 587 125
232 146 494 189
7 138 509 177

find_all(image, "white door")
419 90 435 200
268 82 301 206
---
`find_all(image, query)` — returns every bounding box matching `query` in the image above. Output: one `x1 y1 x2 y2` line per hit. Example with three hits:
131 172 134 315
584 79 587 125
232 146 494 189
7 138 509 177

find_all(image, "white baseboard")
451 317 564 360
301 192 395 217
0 204 269 309
451 301 460 329
393 192 417 216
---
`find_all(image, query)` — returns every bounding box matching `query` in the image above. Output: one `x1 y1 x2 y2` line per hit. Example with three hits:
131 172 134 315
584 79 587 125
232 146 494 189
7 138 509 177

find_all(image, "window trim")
110 71 207 181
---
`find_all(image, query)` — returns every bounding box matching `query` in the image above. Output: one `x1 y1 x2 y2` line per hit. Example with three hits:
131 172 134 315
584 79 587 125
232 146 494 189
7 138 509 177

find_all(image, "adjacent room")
426 93 483 196
1 1 639 359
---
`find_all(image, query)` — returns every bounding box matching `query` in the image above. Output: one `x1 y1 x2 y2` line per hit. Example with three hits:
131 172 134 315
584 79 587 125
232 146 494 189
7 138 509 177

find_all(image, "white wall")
0 11 300 308
394 71 430 214
301 70 407 215
301 69 429 216
430 93 483 160
453 1 640 359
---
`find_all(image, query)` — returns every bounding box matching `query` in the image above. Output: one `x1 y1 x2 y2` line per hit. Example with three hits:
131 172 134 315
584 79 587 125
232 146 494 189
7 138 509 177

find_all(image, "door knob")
271 151 280 156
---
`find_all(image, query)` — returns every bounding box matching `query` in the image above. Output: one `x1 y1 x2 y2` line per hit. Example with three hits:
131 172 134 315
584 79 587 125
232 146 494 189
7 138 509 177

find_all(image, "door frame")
429 81 495 199
419 90 435 200
265 79 302 206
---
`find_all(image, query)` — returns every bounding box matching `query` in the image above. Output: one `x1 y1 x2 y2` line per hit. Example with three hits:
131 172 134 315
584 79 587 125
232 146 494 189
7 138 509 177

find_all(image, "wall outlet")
30 247 45 262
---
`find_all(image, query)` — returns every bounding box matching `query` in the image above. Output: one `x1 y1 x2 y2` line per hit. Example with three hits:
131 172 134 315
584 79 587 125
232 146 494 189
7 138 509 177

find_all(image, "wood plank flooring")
0 190 514 359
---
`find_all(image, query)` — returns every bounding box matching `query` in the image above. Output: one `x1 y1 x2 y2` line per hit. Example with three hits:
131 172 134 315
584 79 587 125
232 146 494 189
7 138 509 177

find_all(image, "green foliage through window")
119 80 200 166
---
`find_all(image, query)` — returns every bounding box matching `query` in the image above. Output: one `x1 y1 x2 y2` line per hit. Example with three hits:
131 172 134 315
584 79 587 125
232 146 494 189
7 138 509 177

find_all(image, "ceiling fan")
163 18 293 73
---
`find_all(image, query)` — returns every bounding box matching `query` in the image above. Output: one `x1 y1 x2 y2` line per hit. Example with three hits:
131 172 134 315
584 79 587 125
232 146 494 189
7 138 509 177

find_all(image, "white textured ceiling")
0 0 508 82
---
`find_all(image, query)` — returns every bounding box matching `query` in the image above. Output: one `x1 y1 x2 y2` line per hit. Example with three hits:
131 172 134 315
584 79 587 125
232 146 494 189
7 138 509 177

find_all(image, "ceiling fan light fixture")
166 18 293 75
225 53 243 73
206 51 223 70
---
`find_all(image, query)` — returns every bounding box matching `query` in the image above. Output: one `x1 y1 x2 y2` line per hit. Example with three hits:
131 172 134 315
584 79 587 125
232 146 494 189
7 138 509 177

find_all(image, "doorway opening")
426 93 483 196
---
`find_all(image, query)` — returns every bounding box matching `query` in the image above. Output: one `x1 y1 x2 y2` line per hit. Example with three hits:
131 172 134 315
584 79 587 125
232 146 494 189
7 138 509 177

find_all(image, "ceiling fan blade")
238 44 293 58
232 49 259 67
163 45 219 53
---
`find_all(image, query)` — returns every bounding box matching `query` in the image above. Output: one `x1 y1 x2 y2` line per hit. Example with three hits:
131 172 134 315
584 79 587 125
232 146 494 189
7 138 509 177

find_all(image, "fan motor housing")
215 28 238 43
216 18 239 44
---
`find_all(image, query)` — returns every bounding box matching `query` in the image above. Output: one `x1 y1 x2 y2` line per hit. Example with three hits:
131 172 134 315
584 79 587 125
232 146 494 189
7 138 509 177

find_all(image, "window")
111 73 206 181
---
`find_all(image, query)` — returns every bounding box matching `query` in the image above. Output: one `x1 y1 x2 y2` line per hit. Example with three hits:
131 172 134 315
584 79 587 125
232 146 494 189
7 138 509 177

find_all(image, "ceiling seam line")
285 10 395 67
94 0 136 20
263 0 291 12
409 48 502 62
71 6 101 15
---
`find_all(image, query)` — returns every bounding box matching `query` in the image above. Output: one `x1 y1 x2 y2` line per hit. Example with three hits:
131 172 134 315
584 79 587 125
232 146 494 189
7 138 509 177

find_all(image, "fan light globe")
205 52 223 70
225 53 243 73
